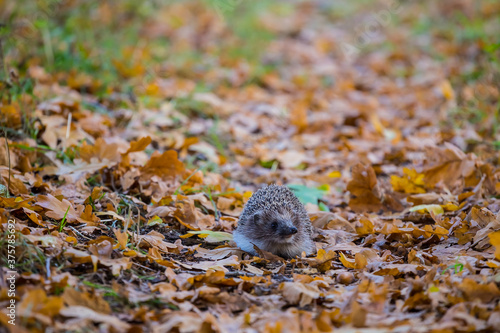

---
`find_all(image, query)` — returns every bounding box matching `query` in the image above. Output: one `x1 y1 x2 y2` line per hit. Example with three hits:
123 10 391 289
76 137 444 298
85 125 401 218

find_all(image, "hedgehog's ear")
252 212 261 224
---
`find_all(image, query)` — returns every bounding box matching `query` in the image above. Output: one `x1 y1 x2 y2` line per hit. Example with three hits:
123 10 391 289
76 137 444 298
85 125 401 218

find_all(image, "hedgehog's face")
245 207 300 243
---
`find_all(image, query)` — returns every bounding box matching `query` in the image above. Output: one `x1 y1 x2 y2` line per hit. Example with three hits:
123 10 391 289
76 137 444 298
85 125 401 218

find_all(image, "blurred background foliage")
0 0 499 142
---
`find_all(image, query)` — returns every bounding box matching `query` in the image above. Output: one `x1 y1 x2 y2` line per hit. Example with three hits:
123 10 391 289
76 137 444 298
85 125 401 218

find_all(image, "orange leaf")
141 150 185 179
126 136 151 154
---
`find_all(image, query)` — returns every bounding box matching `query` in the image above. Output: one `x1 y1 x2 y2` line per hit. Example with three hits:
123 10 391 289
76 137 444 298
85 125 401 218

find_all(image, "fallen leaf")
347 164 383 213
281 282 320 307
183 230 233 243
60 306 131 331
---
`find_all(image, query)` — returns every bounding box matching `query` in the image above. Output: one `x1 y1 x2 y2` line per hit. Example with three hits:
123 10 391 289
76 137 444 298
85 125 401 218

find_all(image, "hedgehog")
233 184 316 258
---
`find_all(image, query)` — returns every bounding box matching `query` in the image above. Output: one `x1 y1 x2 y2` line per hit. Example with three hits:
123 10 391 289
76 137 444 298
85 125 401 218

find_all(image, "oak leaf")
140 150 185 179
36 194 91 224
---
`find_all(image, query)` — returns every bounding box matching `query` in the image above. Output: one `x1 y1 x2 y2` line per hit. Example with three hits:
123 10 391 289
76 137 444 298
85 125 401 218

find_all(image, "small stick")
65 112 72 142
68 225 92 240
46 257 51 279
135 209 141 247
132 262 157 272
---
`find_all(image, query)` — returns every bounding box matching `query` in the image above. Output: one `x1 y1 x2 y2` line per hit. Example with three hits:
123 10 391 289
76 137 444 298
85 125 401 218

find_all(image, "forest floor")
1 0 500 332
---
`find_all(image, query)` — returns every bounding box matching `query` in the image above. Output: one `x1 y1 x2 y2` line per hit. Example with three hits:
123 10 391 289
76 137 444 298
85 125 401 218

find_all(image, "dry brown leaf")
60 306 131 331
347 163 384 213
140 150 185 180
423 142 476 188
280 282 320 307
36 194 91 224
309 211 355 232
61 288 111 314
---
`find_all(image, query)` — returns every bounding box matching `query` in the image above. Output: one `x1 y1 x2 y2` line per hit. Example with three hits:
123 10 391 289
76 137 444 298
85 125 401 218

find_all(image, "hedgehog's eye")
271 222 278 230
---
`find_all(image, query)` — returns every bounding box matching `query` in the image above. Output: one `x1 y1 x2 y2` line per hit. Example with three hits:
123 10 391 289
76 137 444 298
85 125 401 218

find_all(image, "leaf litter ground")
1 1 500 332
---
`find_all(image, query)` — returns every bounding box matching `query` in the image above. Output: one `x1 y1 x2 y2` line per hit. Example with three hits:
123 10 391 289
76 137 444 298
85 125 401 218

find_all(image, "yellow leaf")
369 113 384 135
442 202 459 211
410 204 444 215
113 228 128 250
147 215 163 226
434 225 449 237
391 168 426 194
440 80 455 100
185 230 233 243
123 250 137 257
65 236 77 245
489 231 500 260
145 82 161 96
428 284 440 292
355 218 374 235
339 252 356 269
486 260 500 268
328 171 341 178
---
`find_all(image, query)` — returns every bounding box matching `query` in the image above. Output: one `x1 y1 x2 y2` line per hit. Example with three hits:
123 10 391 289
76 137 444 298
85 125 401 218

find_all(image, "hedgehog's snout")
279 225 298 237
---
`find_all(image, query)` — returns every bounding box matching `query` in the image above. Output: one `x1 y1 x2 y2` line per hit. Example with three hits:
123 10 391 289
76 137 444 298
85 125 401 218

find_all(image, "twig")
64 112 72 149
135 208 141 248
224 270 256 277
46 257 51 279
132 262 157 272
68 225 92 240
